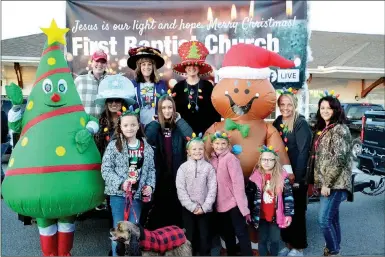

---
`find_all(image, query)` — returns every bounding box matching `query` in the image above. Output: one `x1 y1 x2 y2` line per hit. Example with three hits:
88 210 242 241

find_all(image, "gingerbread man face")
211 78 276 120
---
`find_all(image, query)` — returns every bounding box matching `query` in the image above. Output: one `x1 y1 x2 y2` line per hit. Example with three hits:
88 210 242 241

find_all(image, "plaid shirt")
139 225 186 254
75 71 107 118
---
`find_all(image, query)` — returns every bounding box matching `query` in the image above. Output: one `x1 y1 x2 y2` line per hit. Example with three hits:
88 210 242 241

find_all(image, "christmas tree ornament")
2 19 104 256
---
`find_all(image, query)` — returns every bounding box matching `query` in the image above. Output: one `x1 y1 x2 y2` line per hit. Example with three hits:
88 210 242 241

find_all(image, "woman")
144 95 193 229
94 74 137 157
172 41 221 135
273 88 312 256
127 46 167 127
310 92 353 256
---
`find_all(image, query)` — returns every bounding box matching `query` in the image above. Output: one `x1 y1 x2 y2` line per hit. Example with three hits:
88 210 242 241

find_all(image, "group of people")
64 41 352 256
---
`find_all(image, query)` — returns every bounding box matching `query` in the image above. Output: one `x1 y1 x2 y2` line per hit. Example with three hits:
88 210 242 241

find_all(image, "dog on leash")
110 221 192 256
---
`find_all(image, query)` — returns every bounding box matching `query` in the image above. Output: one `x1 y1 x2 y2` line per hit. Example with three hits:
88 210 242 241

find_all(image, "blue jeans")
1 142 9 181
258 219 281 256
110 195 142 256
318 190 347 255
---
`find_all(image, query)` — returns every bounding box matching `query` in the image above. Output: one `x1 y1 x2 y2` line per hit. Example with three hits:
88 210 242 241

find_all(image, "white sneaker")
278 247 291 256
288 249 304 256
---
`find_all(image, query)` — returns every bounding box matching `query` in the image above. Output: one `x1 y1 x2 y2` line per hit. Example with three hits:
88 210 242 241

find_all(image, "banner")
66 1 309 89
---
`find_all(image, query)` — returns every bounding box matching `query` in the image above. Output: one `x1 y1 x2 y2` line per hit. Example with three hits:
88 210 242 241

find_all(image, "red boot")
40 233 58 256
58 231 74 256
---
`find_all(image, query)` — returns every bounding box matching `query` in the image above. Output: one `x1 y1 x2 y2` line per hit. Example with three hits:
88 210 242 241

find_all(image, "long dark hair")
100 99 128 131
315 96 346 131
115 114 146 152
157 95 177 130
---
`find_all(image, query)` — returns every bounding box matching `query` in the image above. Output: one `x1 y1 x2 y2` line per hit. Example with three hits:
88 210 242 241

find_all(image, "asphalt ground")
1 163 384 256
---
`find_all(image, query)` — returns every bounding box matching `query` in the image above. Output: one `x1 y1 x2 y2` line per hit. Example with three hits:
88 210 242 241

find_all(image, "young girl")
176 134 217 256
145 95 193 229
247 145 294 256
101 107 156 256
209 131 253 256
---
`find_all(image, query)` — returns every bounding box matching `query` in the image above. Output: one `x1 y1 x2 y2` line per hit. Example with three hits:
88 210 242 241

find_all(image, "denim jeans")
1 142 9 182
110 195 142 256
258 219 281 256
318 190 347 255
218 207 253 256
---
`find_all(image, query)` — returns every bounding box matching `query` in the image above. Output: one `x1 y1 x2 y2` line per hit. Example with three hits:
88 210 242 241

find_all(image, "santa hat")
217 44 301 80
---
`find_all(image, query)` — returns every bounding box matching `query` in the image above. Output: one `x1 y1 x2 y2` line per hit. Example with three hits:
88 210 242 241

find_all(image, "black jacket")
273 115 312 184
145 118 193 183
144 118 193 229
172 79 221 135
1 110 9 144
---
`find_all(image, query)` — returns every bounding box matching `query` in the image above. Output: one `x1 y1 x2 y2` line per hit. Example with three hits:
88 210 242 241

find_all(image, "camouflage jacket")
314 124 353 193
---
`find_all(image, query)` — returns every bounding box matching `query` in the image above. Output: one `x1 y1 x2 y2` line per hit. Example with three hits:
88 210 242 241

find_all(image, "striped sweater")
246 169 294 229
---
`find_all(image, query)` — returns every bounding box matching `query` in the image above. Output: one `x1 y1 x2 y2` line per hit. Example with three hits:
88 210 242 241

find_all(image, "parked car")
358 111 385 176
308 103 384 161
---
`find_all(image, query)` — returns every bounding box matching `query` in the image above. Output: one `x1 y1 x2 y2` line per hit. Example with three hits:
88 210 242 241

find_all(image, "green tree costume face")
2 40 105 218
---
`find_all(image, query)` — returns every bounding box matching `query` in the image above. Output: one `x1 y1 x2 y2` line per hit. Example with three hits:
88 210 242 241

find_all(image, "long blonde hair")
257 152 283 195
277 94 299 133
135 58 160 83
157 95 177 130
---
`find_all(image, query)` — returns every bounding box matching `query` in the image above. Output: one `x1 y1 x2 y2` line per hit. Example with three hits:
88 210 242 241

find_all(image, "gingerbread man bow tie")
224 119 250 138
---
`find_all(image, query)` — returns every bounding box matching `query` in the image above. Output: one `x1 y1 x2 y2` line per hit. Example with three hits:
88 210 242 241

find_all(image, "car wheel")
352 138 362 161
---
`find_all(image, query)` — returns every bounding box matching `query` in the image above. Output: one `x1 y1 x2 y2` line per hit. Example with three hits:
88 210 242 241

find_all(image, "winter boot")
40 233 58 256
58 231 74 256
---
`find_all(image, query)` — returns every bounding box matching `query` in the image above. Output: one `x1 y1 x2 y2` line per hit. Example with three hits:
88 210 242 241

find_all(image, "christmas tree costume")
2 20 105 256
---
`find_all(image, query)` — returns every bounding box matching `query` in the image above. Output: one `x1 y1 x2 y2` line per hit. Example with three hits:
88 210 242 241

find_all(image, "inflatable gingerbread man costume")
205 44 301 253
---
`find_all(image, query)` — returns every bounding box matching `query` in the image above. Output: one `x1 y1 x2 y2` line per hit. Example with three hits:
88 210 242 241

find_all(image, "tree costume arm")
85 114 99 134
75 115 100 153
266 123 293 174
5 83 24 133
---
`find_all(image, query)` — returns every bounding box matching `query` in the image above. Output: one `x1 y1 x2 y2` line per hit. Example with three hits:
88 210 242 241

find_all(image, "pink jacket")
210 149 250 217
176 157 217 213
248 169 294 228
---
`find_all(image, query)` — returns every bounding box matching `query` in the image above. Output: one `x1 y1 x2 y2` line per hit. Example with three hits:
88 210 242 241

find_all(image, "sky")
1 1 384 40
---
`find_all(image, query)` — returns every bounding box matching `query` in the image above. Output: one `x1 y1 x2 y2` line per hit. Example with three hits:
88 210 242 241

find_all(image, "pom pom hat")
216 44 301 80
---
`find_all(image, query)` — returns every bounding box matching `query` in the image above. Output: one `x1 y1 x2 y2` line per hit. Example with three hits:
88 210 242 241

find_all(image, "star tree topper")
40 19 69 45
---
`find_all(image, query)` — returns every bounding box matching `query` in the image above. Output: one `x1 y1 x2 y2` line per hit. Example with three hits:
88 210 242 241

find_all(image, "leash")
124 183 139 223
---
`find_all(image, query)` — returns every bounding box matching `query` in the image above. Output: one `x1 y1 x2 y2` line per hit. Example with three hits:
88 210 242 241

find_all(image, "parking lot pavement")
1 163 384 256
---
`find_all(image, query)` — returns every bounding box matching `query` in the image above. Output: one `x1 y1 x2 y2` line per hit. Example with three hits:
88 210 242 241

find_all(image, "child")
209 131 253 256
247 145 294 256
176 133 217 256
101 106 156 256
145 94 193 229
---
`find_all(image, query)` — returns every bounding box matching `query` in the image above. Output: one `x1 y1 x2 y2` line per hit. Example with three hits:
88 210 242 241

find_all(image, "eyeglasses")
261 158 276 163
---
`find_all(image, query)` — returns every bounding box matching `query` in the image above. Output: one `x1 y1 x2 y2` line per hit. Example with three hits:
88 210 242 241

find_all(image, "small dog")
110 221 192 256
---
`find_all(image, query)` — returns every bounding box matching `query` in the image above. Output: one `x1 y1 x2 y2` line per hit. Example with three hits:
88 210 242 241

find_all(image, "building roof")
1 31 384 70
308 31 384 69
2 33 46 58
